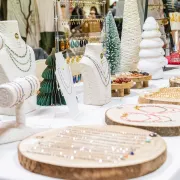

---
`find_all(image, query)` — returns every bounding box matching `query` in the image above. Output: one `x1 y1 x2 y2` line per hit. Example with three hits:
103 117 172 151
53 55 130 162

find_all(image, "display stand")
18 126 167 180
80 43 111 106
106 104 180 136
111 81 133 97
139 88 180 105
0 20 36 116
55 52 79 118
130 75 152 89
0 75 41 144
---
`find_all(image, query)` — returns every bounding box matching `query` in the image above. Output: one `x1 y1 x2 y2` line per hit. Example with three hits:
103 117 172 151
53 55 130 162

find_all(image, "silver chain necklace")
57 66 72 95
84 55 110 87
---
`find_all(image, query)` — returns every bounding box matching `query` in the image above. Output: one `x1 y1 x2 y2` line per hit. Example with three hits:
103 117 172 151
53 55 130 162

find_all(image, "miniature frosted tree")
37 50 66 106
138 17 168 80
120 0 141 72
103 11 121 75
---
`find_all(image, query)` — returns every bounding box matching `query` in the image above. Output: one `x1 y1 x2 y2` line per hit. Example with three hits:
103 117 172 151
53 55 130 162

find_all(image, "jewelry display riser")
111 82 133 97
105 104 180 136
80 44 111 106
138 87 180 106
0 75 40 144
0 21 36 116
131 76 152 89
18 126 167 180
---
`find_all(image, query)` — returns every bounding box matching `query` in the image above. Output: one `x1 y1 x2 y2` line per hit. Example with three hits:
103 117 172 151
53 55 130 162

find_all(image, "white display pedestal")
80 43 111 106
0 75 41 144
0 20 36 116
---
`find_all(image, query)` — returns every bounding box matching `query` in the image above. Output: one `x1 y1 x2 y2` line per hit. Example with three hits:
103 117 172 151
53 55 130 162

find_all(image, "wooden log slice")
18 126 167 180
105 104 180 136
139 87 180 105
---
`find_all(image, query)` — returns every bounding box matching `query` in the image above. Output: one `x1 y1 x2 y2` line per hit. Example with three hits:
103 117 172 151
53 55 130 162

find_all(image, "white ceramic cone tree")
138 17 168 80
120 0 142 72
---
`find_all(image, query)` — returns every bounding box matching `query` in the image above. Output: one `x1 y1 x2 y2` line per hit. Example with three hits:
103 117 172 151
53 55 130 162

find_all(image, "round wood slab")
18 126 167 180
105 104 180 136
170 77 180 87
139 88 180 105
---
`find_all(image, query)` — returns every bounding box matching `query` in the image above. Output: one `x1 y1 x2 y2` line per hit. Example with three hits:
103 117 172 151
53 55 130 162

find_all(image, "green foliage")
37 50 66 106
103 11 121 75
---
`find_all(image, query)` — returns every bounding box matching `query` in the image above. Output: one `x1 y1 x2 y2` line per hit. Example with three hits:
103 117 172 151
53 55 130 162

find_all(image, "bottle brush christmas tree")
37 49 66 106
103 11 121 75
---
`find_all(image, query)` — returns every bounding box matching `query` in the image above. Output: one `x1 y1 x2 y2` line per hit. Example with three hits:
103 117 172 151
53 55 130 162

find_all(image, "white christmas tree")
103 11 121 75
138 17 168 80
120 0 142 72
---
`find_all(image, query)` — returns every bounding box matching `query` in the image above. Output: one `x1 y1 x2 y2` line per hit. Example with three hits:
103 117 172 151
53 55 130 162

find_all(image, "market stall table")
0 68 180 180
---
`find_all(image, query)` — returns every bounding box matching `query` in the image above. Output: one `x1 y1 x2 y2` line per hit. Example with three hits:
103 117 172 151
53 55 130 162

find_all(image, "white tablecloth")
0 68 180 180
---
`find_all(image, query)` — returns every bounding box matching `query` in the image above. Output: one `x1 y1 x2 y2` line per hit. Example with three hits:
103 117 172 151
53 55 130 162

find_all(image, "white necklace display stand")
0 20 36 116
0 75 41 145
55 52 79 118
80 43 111 106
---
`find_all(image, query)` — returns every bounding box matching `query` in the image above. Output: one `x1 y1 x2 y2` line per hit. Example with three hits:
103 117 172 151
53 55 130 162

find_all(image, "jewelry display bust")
0 21 36 115
80 43 111 106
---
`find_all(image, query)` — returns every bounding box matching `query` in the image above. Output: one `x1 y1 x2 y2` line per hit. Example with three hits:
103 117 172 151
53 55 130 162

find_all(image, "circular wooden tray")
139 88 180 105
105 104 180 136
170 77 180 87
18 126 167 180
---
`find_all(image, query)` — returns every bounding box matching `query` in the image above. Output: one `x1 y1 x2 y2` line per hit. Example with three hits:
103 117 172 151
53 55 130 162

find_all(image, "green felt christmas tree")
37 50 66 106
103 11 121 75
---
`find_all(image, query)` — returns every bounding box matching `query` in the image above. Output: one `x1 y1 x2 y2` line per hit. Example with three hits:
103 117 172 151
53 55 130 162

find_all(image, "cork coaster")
105 104 180 136
18 126 166 180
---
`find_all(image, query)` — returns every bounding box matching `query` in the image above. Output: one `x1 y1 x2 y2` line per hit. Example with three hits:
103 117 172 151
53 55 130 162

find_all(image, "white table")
0 68 180 180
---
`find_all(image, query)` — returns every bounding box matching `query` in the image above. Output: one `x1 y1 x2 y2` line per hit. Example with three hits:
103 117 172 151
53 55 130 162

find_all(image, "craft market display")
139 88 180 105
18 126 167 180
105 104 180 136
1 0 180 180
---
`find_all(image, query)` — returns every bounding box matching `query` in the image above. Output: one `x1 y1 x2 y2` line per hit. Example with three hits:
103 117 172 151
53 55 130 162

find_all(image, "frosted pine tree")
120 0 141 72
103 11 121 75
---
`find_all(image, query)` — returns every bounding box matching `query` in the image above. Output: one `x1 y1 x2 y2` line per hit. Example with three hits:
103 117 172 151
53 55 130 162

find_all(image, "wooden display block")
170 77 180 87
105 104 180 136
130 75 152 89
139 87 180 105
111 81 133 97
18 126 167 180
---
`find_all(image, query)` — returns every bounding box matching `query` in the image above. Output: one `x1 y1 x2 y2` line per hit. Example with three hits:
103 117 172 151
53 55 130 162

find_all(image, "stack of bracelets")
0 75 40 108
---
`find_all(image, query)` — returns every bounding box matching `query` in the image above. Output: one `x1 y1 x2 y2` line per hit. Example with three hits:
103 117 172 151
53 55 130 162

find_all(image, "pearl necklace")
84 55 110 87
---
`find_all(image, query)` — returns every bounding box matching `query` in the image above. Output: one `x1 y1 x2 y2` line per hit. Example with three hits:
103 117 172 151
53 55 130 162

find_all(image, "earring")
75 40 80 48
65 39 70 49
84 39 88 46
70 40 75 49
80 39 84 47
60 39 65 51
